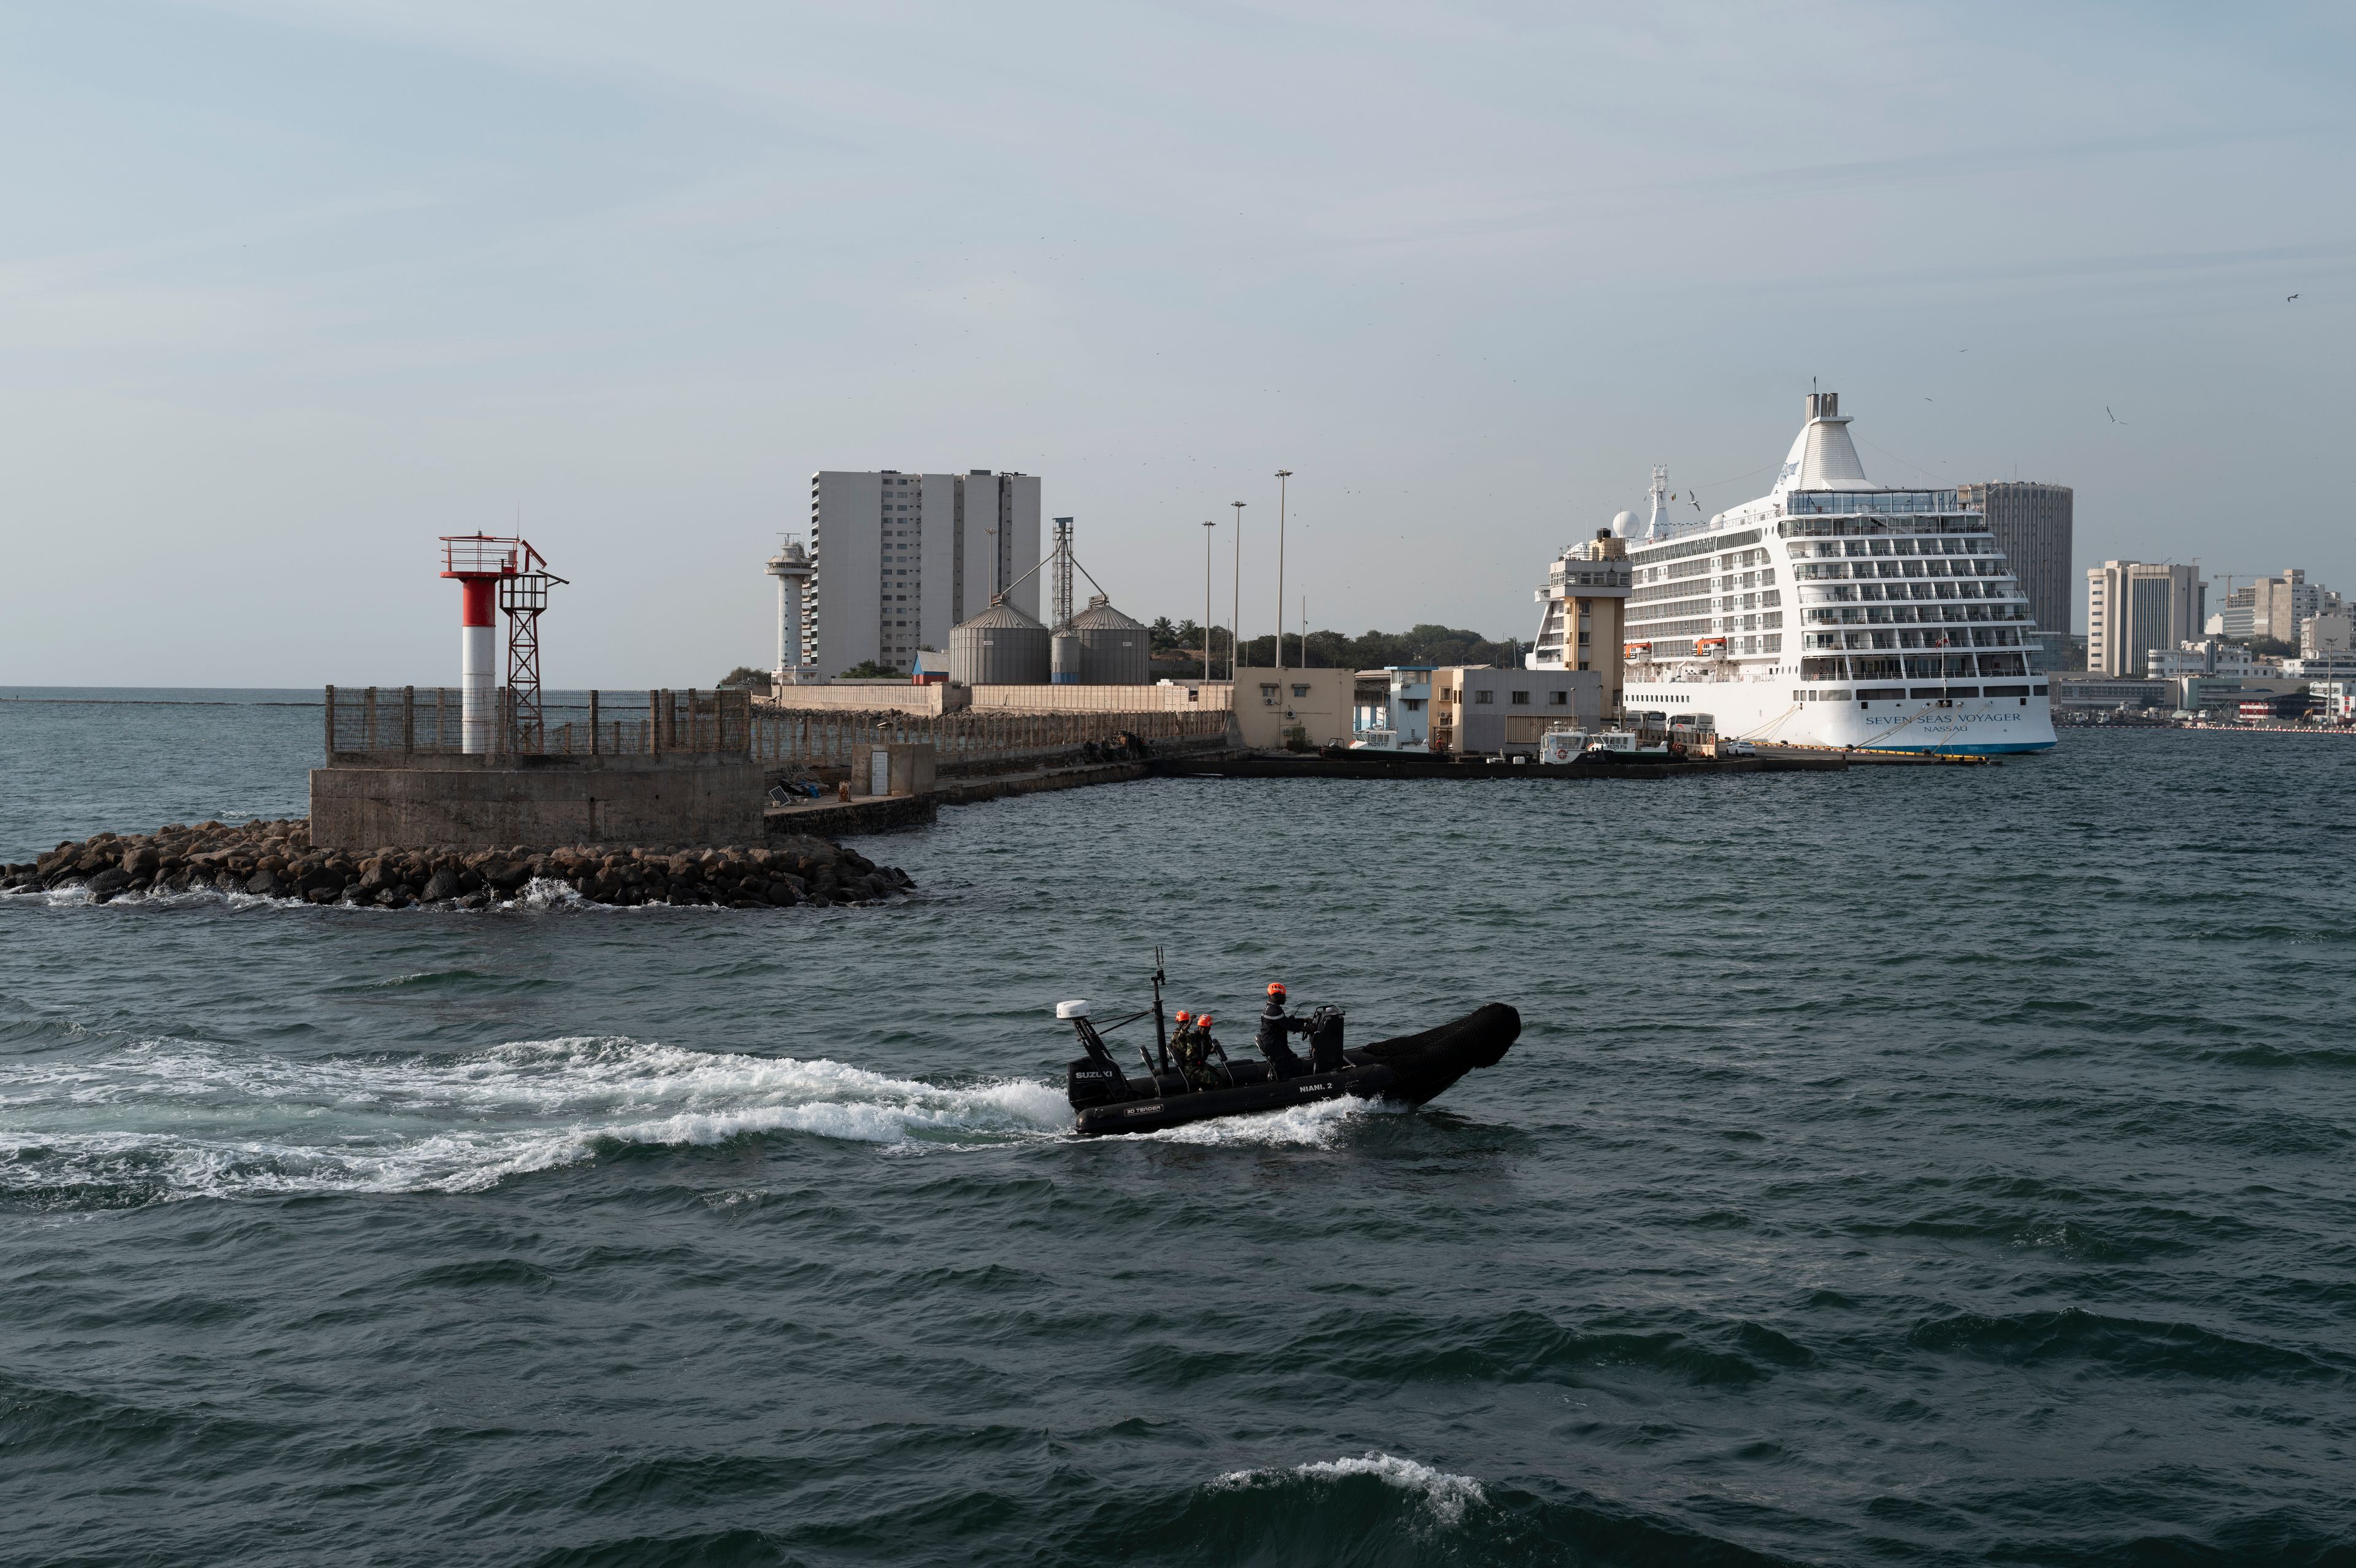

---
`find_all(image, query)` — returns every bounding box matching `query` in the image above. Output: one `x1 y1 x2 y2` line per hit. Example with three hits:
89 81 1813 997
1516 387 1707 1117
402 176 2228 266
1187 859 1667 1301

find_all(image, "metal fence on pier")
323 686 1234 769
325 687 749 758
750 704 1232 771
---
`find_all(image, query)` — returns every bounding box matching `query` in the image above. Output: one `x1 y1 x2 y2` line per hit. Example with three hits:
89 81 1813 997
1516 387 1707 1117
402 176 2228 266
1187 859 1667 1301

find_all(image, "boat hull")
1623 682 2057 753
1071 1003 1520 1137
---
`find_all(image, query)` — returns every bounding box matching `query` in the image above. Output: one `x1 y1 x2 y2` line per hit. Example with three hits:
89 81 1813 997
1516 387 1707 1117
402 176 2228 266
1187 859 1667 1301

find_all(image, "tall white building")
806 470 1041 677
2087 560 2204 677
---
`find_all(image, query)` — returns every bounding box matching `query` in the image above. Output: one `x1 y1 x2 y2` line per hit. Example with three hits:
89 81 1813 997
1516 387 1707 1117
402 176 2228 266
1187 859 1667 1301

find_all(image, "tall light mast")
1274 469 1292 673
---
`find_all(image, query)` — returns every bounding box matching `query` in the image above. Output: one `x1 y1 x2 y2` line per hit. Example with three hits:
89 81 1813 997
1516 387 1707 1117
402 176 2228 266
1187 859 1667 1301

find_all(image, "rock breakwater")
1 818 913 909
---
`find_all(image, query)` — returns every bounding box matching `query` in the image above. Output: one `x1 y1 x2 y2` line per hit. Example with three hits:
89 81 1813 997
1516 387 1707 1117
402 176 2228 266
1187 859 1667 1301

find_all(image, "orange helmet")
1174 1010 1191 1023
1267 982 1287 996
1199 1014 1214 1028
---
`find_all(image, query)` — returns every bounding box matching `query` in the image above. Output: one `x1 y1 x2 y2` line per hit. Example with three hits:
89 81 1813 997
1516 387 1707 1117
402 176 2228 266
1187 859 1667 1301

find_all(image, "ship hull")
1623 682 2057 753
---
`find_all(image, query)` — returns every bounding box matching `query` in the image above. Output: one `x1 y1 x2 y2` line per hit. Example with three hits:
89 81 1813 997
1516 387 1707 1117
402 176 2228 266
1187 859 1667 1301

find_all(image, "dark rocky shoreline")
1 818 914 910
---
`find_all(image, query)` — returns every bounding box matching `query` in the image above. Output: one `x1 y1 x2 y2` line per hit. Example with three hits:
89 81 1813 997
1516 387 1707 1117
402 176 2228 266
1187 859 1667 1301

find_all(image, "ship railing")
1777 516 1990 540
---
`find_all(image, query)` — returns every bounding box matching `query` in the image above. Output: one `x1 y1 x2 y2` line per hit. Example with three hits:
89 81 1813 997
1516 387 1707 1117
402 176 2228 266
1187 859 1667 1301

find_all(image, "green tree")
838 660 901 678
717 666 772 690
1226 623 1519 670
1147 617 1225 677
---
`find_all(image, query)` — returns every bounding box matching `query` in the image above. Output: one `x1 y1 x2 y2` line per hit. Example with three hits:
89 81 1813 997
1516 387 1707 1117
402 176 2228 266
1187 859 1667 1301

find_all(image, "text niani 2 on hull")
1530 393 2057 755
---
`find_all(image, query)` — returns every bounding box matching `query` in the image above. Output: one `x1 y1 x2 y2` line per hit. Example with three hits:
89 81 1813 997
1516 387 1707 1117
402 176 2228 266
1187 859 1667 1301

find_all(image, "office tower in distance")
807 470 1041 677
1957 482 2073 667
2086 560 2204 677
2248 569 2323 644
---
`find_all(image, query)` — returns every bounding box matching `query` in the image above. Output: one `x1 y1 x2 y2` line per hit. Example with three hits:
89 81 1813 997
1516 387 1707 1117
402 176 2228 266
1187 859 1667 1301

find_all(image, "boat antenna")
1151 946 1169 1070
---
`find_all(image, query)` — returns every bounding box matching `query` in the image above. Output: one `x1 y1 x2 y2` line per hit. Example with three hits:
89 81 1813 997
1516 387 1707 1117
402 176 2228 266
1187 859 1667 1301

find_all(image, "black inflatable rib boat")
1058 967 1519 1136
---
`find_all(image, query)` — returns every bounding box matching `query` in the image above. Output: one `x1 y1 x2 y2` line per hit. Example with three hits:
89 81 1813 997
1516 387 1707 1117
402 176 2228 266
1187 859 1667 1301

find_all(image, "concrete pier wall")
310 753 763 850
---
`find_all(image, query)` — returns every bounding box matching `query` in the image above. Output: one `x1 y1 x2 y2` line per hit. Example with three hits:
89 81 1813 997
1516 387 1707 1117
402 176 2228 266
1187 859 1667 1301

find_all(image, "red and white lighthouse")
439 535 560 753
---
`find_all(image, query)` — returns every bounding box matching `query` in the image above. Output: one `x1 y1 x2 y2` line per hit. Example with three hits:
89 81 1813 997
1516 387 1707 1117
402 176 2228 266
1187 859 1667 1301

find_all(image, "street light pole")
1230 501 1245 677
1203 519 1216 685
1274 470 1292 674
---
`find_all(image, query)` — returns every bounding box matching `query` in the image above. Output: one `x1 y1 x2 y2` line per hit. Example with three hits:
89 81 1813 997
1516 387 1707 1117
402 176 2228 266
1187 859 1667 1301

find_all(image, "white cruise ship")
1530 393 2056 754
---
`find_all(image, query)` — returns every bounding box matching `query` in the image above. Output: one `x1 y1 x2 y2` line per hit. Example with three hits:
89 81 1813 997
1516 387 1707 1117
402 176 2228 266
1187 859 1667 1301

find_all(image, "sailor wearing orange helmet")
1257 982 1309 1078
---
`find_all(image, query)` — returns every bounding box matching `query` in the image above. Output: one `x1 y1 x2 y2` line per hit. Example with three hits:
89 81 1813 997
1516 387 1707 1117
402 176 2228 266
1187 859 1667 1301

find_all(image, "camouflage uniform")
1169 1020 1224 1090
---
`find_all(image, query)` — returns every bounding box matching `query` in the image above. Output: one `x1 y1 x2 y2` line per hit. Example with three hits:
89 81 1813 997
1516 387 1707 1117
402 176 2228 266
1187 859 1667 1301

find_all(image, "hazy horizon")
4 1 2350 686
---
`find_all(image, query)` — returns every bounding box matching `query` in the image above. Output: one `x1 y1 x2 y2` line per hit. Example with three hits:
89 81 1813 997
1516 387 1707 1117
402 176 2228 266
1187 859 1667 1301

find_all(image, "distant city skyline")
2 2 2351 686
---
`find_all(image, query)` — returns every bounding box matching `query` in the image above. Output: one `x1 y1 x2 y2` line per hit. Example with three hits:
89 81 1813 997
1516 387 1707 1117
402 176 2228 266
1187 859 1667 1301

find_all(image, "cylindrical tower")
1050 628 1082 685
950 599 1049 686
1071 594 1149 685
441 534 520 754
766 539 814 685
460 580 494 751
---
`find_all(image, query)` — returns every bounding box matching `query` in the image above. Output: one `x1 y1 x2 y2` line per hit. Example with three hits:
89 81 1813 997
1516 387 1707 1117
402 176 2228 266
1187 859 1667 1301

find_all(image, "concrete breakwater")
2 818 912 909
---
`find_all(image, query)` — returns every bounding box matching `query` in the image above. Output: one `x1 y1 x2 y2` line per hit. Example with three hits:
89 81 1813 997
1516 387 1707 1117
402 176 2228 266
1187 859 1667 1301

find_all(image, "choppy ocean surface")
3 688 2353 1567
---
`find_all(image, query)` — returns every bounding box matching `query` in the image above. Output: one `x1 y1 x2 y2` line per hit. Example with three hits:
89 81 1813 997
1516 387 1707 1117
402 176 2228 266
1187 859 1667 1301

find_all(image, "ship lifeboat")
1694 636 1728 658
1623 641 1653 659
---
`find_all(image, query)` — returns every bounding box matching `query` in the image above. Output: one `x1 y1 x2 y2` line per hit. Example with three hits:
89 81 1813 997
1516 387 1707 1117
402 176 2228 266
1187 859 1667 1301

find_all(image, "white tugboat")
1538 393 2056 755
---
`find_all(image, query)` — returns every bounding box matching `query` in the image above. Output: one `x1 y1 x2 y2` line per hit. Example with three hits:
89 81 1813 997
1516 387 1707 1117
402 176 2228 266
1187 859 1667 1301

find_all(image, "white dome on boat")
1610 509 1637 537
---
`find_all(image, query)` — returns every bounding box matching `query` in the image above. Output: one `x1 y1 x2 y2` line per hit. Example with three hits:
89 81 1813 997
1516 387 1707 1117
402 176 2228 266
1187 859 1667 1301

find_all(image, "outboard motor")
1058 999 1129 1109
1306 1005 1346 1073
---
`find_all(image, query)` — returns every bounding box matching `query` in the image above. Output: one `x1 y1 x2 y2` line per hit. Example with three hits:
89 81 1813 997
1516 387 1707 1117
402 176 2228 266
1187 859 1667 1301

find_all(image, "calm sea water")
4 690 2353 1567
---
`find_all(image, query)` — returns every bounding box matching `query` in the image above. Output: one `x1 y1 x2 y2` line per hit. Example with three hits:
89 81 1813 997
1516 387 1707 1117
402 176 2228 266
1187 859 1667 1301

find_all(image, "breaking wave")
4 876 612 914
0 1036 1072 1207
1111 1094 1406 1148
1215 1451 1487 1526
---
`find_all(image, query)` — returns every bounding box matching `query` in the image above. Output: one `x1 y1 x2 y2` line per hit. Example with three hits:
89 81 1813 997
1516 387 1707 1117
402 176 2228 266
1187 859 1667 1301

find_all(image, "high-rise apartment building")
806 470 1040 677
2217 585 2257 641
2086 560 2204 677
2248 569 2322 644
1957 482 2073 647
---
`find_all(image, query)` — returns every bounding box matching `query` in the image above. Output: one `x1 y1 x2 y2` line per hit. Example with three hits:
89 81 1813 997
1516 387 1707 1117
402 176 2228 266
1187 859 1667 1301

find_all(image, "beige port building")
1428 666 1605 756
1525 530 1631 717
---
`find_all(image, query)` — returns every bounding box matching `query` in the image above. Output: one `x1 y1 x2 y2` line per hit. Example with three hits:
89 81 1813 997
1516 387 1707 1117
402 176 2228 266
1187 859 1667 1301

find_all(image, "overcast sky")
3 1 2350 686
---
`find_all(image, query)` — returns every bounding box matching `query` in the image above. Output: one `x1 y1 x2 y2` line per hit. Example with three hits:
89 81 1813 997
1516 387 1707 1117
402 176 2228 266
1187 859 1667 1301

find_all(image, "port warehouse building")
764 675 1359 751
767 664 1606 754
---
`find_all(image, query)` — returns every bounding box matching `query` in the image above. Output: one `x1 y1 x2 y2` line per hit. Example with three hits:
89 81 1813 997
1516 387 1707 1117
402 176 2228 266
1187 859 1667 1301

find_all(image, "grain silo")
1071 594 1149 685
949 599 1050 686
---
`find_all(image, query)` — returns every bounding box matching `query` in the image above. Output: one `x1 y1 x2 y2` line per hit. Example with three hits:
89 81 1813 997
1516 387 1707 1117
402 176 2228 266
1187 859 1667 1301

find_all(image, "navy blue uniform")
1257 998 1307 1077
